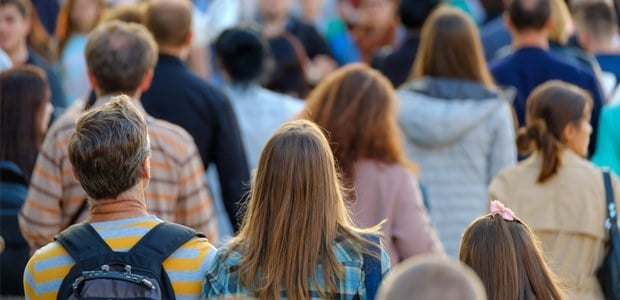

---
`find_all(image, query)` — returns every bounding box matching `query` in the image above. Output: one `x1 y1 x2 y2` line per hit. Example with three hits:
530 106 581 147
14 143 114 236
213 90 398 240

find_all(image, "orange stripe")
65 195 87 205
24 199 62 215
34 165 61 185
175 200 210 218
179 167 203 185
144 192 177 202
149 131 187 154
149 160 172 170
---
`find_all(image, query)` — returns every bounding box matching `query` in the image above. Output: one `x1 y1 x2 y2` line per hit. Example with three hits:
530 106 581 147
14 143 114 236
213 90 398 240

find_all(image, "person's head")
411 5 495 87
0 0 31 55
102 4 145 24
259 0 293 20
85 20 157 96
517 81 592 183
145 0 192 49
0 65 52 182
68 95 151 200
232 119 376 299
548 0 573 44
575 1 618 52
506 0 552 33
360 0 397 30
215 26 267 85
264 35 306 97
377 255 487 300
398 0 440 31
459 202 563 300
55 0 106 56
304 63 414 188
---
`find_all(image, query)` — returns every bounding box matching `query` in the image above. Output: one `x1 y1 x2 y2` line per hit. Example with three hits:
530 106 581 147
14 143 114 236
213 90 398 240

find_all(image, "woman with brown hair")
489 81 620 299
55 0 105 104
397 5 516 257
203 120 391 299
460 201 564 300
0 65 52 296
303 63 443 265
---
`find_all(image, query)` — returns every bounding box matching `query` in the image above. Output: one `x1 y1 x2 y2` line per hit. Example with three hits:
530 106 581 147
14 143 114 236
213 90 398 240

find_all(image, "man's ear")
504 13 515 32
87 70 99 93
139 69 154 92
142 156 151 180
71 167 80 181
184 31 193 47
561 122 577 143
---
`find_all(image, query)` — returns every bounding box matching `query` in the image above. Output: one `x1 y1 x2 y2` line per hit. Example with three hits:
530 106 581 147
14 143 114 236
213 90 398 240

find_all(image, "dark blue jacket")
141 54 249 232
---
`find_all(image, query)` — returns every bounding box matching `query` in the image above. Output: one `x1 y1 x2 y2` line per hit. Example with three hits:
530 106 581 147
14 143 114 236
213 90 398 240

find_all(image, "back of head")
145 0 192 47
548 0 572 44
68 95 151 200
0 65 50 181
215 26 267 84
508 0 551 32
85 20 157 95
304 63 410 185
235 119 357 298
459 213 563 300
398 0 440 31
516 81 592 182
575 1 617 43
103 4 145 24
411 5 495 87
377 255 487 300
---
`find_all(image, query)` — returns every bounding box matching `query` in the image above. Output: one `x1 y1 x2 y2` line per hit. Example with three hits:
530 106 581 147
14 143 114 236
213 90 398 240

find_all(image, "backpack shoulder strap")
128 222 205 265
54 223 113 261
362 234 382 300
603 170 617 227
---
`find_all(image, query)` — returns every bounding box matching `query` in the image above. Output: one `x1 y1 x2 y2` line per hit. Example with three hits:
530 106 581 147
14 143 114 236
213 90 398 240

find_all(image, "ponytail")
516 119 562 183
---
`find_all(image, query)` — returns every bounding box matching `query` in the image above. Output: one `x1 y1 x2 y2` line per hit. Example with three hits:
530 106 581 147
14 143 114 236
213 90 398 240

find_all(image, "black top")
141 54 250 232
285 17 333 59
372 35 420 88
27 49 67 111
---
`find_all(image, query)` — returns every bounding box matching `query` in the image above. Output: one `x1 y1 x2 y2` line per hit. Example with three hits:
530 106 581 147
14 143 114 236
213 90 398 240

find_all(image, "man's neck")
587 39 619 54
158 46 187 60
7 42 29 65
88 185 149 223
512 30 550 50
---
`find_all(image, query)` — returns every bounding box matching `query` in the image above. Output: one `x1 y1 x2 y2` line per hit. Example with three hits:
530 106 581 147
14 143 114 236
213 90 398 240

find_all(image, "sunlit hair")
516 81 592 183
304 63 416 191
228 120 380 299
549 0 572 44
460 213 563 300
55 0 106 57
410 5 495 88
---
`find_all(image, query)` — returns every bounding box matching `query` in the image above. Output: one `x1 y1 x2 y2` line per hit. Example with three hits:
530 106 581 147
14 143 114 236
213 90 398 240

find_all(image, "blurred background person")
397 6 516 257
0 0 67 115
55 0 106 105
489 81 620 299
215 26 303 172
351 0 400 63
460 201 564 300
0 65 52 297
377 255 487 300
372 0 440 87
303 63 444 265
203 120 390 299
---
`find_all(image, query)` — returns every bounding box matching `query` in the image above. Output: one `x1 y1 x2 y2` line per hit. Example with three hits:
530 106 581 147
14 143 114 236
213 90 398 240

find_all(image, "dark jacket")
27 48 67 112
372 35 420 88
141 54 249 232
0 161 29 296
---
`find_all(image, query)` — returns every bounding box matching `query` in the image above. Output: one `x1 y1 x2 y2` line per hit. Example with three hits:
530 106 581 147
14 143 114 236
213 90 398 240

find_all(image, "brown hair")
410 5 495 87
55 0 106 57
0 0 56 61
549 0 572 44
85 20 157 95
377 255 487 300
574 1 617 43
460 214 563 300
145 0 192 47
102 4 145 24
228 120 380 299
304 63 416 191
68 95 151 199
516 81 592 183
0 66 50 182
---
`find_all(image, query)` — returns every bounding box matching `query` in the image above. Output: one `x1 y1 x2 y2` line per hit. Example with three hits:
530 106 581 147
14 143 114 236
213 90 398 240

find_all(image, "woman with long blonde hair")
202 120 390 299
303 63 443 265
397 5 516 257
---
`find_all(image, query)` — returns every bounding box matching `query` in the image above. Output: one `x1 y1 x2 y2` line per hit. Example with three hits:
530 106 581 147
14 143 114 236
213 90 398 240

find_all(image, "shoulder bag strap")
54 223 113 261
128 222 205 265
603 170 617 230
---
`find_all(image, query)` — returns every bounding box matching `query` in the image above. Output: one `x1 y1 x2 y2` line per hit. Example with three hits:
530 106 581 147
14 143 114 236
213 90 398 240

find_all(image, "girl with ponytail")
489 80 620 299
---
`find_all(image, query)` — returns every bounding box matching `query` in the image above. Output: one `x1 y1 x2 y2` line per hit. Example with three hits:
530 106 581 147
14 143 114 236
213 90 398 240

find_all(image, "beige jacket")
489 150 620 300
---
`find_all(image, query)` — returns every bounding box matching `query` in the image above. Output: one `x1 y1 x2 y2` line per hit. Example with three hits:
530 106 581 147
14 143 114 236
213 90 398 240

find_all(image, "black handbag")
597 170 620 300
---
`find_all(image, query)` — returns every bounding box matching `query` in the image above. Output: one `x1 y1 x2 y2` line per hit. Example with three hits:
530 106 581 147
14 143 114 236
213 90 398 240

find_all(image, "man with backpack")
24 96 216 299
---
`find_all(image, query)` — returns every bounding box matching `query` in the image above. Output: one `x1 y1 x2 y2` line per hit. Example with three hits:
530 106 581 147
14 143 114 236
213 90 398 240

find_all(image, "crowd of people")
2 0 620 299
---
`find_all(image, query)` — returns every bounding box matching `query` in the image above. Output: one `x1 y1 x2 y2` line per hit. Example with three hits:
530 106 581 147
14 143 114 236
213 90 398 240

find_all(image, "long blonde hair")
228 120 379 299
410 5 495 87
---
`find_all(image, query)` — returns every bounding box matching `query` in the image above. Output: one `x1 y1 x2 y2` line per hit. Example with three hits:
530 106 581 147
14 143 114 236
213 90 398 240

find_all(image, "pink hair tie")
490 200 516 221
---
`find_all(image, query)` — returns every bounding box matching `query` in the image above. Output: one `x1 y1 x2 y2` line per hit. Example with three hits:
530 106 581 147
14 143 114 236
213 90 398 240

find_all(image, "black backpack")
54 221 204 299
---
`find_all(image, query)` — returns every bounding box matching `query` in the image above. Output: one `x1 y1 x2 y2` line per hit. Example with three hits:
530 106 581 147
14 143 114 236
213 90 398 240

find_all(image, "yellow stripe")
33 290 58 300
95 220 159 230
171 280 203 295
104 236 142 249
35 244 69 259
24 260 36 298
36 265 73 283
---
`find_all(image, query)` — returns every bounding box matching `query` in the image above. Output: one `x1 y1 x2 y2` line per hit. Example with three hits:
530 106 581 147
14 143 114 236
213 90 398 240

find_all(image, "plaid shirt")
19 97 218 251
202 233 391 299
